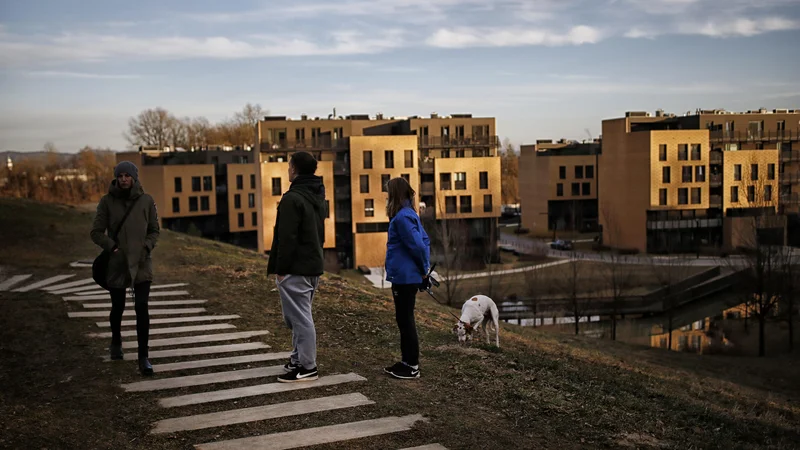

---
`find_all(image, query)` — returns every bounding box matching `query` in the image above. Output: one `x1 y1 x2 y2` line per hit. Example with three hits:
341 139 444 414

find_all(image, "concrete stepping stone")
42 277 96 291
110 342 270 361
160 373 367 408
194 413 427 450
12 274 76 292
122 365 286 392
69 308 205 318
121 330 269 349
154 352 292 373
152 393 374 434
76 283 190 296
88 323 236 338
83 299 207 308
96 315 240 327
0 275 32 291
400 445 448 450
64 290 190 301
50 284 104 295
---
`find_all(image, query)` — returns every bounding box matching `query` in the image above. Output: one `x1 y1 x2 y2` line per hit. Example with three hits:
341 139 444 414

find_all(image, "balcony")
709 152 723 165
418 135 500 149
710 129 799 143
710 195 722 207
709 174 722 187
781 173 800 184
781 151 800 162
420 158 434 173
421 181 434 194
333 160 350 175
260 137 349 152
781 193 800 205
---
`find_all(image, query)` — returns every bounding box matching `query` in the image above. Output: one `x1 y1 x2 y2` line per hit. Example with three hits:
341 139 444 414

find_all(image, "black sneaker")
278 366 318 383
283 360 302 373
109 344 123 361
383 362 405 375
386 362 420 379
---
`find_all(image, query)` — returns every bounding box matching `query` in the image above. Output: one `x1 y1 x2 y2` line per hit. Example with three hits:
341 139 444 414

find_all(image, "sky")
0 0 799 152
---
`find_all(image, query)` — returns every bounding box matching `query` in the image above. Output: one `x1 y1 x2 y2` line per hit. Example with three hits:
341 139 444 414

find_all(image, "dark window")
695 166 706 182
363 151 373 169
575 166 584 179
203 176 213 191
404 150 414 168
325 200 330 219
192 176 201 192
200 196 210 211
250 174 256 189
236 175 243 190
659 144 667 161
381 174 390 192
364 199 374 217
731 186 739 203
479 172 488 189
678 188 688 205
271 178 281 196
585 165 594 179
691 188 701 205
556 184 563 197
172 197 180 213
768 164 775 180
445 196 457 213
189 197 199 211
659 189 667 206
691 144 701 161
559 166 566 179
238 213 244 227
234 194 241 209
401 174 410 183
360 175 370 194
252 211 258 226
355 222 390 233
248 193 255 208
454 172 466 190
174 177 182 193
571 183 580 196
678 144 688 161
734 164 742 181
459 196 472 213
662 166 671 183
682 166 693 183
751 164 758 181
765 185 773 202
441 149 450 158
582 182 590 196
747 185 756 202
484 194 492 212
440 173 451 190
455 150 465 158
384 150 394 169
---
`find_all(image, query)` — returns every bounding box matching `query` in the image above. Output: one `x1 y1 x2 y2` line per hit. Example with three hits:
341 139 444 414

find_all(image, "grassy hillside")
1 197 798 449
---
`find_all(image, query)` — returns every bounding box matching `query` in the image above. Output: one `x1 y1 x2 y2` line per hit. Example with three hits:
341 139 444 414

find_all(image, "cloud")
25 71 143 80
426 25 602 48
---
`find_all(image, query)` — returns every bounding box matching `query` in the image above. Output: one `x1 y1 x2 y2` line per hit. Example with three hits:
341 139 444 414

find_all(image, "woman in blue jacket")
383 177 431 379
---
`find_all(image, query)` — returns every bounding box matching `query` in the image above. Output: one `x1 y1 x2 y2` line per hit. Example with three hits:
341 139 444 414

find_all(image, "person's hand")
418 276 432 292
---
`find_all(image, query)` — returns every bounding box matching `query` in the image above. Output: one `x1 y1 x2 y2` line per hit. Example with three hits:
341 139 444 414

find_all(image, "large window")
483 194 492 212
203 176 213 191
459 196 472 213
695 166 706 182
445 196 457 213
363 151 373 169
252 212 258 226
765 185 773 202
691 188 701 205
731 186 739 203
659 144 667 161
189 197 199 211
271 178 281 196
682 166 693 183
174 177 182 193
360 175 370 193
678 144 688 161
582 182 591 196
663 167 671 183
440 173 451 190
734 164 742 181
236 174 243 190
659 189 667 206
678 188 688 205
381 174 390 192
691 144 701 161
585 165 594 179
250 174 256 189
454 172 466 190
234 194 241 209
479 172 488 189
404 150 414 168
751 164 759 181
238 213 244 227
192 176 201 192
364 199 374 217
172 197 180 213
574 166 584 179
559 166 566 179
556 184 563 197
200 196 210 211
384 150 394 169
571 183 580 196
248 193 255 208
747 185 756 202
768 164 776 180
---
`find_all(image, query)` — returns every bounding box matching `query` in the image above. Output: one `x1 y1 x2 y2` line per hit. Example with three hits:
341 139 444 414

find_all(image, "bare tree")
599 209 633 340
647 249 693 351
521 248 549 327
433 217 468 306
556 252 591 335
500 138 519 205
125 108 179 149
234 103 265 126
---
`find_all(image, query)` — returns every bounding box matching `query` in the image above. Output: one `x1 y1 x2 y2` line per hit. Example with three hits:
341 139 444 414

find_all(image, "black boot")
109 344 123 361
138 358 153 376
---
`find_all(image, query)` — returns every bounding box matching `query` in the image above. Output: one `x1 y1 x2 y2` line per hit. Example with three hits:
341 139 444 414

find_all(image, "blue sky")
1 0 799 152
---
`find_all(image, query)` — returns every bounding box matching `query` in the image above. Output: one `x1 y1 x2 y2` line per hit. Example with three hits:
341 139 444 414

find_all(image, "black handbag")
92 198 140 291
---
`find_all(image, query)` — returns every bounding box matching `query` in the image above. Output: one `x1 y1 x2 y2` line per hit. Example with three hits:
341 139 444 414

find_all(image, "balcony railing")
709 174 722 186
260 137 349 152
420 158 434 171
710 129 799 143
333 160 350 175
781 193 800 205
421 181 434 193
709 152 723 164
781 151 800 162
710 195 722 207
780 173 800 184
418 135 500 149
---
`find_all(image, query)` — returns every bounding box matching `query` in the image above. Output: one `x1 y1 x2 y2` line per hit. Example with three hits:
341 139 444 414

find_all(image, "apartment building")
255 112 502 269
599 108 799 253
519 139 600 236
115 148 258 248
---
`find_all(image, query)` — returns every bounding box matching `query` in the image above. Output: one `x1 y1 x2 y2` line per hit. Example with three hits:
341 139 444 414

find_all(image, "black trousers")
109 281 151 358
392 283 419 366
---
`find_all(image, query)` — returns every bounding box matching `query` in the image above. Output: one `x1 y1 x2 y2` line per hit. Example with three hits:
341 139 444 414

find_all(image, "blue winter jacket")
385 204 431 285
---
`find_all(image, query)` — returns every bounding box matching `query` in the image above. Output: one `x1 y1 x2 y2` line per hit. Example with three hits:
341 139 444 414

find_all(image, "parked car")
550 239 574 251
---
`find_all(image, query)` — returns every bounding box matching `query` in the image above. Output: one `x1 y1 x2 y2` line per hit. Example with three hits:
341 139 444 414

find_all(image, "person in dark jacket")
383 177 431 380
267 151 327 383
91 161 160 376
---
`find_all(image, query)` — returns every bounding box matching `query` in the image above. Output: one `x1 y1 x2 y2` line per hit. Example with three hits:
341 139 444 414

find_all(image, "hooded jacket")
267 174 327 276
90 179 160 288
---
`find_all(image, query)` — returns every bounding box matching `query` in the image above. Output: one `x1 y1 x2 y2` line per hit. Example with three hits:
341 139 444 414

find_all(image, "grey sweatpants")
277 275 320 370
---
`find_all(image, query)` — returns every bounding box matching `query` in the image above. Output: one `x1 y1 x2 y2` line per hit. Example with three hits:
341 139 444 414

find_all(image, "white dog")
452 295 500 347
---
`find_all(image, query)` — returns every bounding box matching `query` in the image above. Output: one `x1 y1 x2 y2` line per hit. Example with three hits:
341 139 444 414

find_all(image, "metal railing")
710 195 722 206
781 151 800 162
418 135 500 148
420 159 434 171
709 153 723 164
421 181 434 193
781 193 800 205
260 137 349 151
709 174 722 186
780 173 800 184
333 160 350 175
710 129 799 142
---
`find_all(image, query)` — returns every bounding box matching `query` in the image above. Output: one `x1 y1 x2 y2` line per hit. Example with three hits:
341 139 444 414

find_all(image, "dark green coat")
267 174 327 276
91 179 160 288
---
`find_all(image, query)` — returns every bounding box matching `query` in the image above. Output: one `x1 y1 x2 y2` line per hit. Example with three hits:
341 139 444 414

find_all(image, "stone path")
2 271 446 449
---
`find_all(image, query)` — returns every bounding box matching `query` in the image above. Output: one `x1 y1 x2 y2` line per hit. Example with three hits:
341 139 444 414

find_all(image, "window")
556 183 563 197
363 151 373 169
768 164 775 180
203 176 213 191
571 183 580 196
479 172 488 189
192 176 201 192
172 197 180 213
751 164 758 181
659 144 667 161
401 174 410 183
189 197 199 211
455 150 465 158
236 174 243 190
734 164 742 181
248 193 255 208
174 177 182 193
731 186 739 203
454 172 466 190
360 175 370 194
695 166 706 182
677 188 688 205
250 174 256 189
582 182 591 196
691 144 701 160
659 189 667 206
747 185 756 202
234 194 241 209
662 166 671 184
252 212 258 226
682 166 693 183
765 185 773 202
445 196 457 213
484 195 493 212
575 166 584 179
384 150 394 169
325 200 330 219
440 173 451 190
585 165 594 179
778 120 786 131
691 188 701 205
559 166 566 179
364 199 374 217
441 149 450 158
404 150 414 168
678 144 688 161
459 196 472 213
381 174 390 192
271 178 281 196
238 213 244 228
